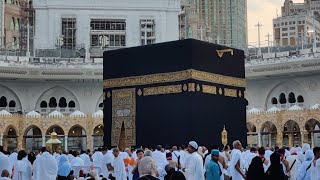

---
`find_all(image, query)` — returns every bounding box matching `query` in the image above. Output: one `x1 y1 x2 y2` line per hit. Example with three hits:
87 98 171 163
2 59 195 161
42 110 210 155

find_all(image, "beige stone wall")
0 114 103 150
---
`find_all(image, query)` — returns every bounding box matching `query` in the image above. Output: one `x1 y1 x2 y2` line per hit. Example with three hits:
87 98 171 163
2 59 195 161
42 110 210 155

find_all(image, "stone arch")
260 121 277 147
305 119 320 147
3 125 18 152
68 125 86 150
283 120 301 147
45 125 65 136
0 85 22 113
93 124 104 150
35 86 80 114
24 125 43 151
96 94 104 111
265 80 308 110
246 122 256 132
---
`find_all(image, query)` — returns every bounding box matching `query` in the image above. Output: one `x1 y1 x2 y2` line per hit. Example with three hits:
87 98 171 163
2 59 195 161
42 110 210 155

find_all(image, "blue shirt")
205 160 221 180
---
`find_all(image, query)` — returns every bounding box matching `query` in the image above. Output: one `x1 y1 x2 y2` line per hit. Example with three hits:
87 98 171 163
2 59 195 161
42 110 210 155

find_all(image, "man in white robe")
111 148 126 180
286 147 301 180
80 150 91 166
0 146 11 177
311 147 320 180
8 149 18 173
92 148 103 168
71 151 84 166
67 150 75 163
230 140 245 180
172 146 184 170
152 145 168 179
33 147 58 180
244 147 257 171
297 149 314 180
100 147 113 178
182 141 204 180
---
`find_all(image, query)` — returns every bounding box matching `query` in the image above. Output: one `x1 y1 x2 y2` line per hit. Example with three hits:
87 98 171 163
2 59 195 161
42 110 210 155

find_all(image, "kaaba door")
111 89 136 147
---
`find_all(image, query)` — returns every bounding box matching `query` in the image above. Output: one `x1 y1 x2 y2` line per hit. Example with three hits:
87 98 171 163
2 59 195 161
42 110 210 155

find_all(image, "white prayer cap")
302 143 310 153
188 141 198 150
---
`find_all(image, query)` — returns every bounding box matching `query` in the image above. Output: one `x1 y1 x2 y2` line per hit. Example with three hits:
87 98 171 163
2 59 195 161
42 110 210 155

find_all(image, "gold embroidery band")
104 69 245 89
224 88 238 97
143 85 182 96
202 85 217 95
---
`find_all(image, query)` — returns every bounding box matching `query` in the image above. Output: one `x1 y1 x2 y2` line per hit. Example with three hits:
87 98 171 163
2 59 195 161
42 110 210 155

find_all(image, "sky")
247 0 304 47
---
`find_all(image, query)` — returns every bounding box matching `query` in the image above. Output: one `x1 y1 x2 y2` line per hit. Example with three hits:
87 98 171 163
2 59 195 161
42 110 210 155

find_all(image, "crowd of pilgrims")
0 140 320 180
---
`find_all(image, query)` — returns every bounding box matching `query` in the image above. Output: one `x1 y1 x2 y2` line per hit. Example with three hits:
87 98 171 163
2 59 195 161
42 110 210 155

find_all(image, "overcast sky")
247 0 304 47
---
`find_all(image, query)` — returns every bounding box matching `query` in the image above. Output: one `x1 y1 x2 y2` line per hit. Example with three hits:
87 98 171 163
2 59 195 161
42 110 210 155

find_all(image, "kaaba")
103 39 247 149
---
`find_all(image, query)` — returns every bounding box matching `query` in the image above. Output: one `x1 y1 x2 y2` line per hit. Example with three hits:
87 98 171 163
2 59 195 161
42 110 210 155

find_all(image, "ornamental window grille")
61 18 76 49
90 19 126 48
140 19 156 45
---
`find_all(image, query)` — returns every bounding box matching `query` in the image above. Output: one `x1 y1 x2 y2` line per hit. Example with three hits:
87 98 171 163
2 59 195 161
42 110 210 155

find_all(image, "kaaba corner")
103 39 247 149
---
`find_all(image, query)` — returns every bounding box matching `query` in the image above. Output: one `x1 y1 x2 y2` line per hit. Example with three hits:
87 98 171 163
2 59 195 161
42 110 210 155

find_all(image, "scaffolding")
19 0 34 56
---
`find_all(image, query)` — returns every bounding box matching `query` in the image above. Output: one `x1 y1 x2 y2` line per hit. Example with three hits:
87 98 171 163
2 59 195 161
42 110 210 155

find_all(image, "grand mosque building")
0 0 320 152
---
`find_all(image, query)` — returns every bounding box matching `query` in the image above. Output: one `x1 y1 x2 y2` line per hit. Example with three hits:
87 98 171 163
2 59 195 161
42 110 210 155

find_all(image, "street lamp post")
255 22 263 55
55 35 64 58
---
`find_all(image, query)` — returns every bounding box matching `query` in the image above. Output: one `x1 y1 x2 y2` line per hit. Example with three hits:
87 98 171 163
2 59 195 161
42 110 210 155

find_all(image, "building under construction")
179 0 248 50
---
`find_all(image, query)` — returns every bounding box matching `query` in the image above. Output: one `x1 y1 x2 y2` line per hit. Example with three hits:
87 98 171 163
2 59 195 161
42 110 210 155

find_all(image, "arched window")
10 17 15 30
9 100 16 107
49 97 57 108
288 92 296 103
40 101 47 108
297 95 304 103
15 18 20 31
271 97 278 104
68 101 75 108
0 96 8 107
279 93 287 104
59 97 67 108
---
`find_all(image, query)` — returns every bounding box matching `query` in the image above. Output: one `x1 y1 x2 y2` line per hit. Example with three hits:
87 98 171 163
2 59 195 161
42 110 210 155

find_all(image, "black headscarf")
247 156 266 180
266 153 286 180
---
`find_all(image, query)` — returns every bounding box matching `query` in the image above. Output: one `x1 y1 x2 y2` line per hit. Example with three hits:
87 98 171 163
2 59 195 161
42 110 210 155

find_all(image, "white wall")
0 80 103 114
33 0 180 50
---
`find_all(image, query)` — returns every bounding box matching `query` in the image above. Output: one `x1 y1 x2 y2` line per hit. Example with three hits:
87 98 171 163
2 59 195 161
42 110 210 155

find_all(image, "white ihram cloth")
152 150 168 178
100 153 114 178
244 152 257 171
80 153 91 166
230 149 244 180
33 152 58 180
311 159 320 180
286 154 301 180
297 150 314 180
71 157 84 166
172 151 184 168
0 152 11 176
9 152 18 172
12 157 32 180
67 154 75 163
184 152 204 180
92 151 103 168
112 156 126 180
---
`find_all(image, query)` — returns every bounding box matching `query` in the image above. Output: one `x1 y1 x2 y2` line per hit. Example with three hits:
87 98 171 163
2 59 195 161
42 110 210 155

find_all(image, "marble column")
288 133 294 147
42 134 46 147
311 132 315 148
65 135 68 151
277 132 283 147
257 132 262 147
303 130 309 144
300 131 304 146
0 133 3 146
268 134 272 147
